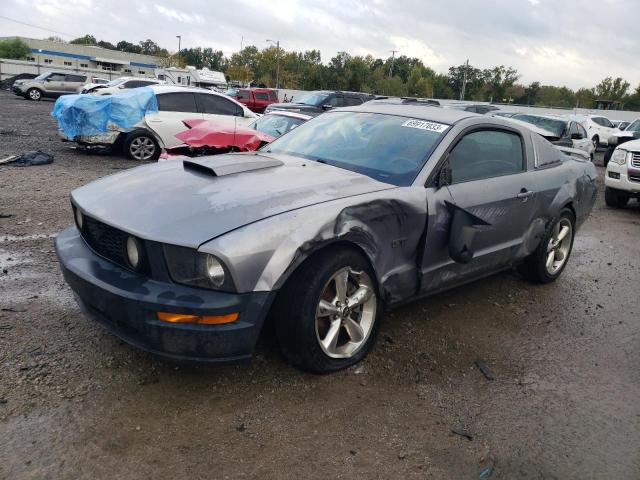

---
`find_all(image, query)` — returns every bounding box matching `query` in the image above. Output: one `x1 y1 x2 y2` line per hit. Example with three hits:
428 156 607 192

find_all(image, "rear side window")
595 117 614 128
237 90 250 99
268 91 278 101
157 93 198 113
196 93 242 116
449 129 524 183
344 96 363 106
255 92 269 100
65 74 86 82
532 133 563 168
125 80 153 88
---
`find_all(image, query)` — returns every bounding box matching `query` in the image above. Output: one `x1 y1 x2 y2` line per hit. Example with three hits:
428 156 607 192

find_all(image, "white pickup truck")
605 138 640 207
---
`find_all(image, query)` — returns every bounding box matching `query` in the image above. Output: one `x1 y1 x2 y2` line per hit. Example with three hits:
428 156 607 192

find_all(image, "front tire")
123 131 160 161
275 248 383 373
519 208 575 284
25 88 42 101
605 187 629 208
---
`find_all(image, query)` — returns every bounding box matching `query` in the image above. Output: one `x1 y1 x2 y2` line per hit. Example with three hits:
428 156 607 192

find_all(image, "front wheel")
123 132 160 161
605 187 629 208
519 209 575 284
25 88 42 101
275 248 382 373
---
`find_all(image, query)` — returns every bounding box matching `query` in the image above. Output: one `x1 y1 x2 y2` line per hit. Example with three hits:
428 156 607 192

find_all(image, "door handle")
517 189 535 200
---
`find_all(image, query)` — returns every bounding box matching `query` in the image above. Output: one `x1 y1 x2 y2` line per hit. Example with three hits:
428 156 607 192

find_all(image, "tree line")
2 36 640 110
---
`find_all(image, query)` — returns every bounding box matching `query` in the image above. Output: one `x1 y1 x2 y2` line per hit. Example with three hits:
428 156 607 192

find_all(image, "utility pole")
176 35 181 67
460 59 469 101
389 50 398 78
240 35 244 52
266 39 280 88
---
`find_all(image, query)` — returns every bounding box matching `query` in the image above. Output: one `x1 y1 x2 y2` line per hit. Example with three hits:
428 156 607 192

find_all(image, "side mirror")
437 164 452 188
322 104 333 110
570 133 583 140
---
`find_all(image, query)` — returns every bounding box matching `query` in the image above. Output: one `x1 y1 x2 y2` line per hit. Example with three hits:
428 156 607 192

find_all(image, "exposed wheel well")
562 202 576 220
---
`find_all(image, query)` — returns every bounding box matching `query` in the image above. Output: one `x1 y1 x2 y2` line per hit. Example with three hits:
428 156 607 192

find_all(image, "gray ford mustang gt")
55 99 597 373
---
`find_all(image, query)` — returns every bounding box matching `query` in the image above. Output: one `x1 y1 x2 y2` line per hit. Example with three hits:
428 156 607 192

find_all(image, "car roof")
337 101 477 124
513 113 569 123
263 110 312 121
150 85 223 95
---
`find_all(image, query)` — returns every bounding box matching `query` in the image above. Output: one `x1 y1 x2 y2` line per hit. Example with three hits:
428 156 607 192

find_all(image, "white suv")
567 114 618 149
604 139 640 208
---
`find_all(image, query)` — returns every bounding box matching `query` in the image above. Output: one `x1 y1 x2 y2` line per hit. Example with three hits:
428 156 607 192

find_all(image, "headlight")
74 208 84 230
611 149 629 166
163 244 233 291
126 236 141 270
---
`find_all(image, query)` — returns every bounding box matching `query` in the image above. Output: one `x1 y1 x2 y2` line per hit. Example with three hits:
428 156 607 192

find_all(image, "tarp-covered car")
55 100 597 373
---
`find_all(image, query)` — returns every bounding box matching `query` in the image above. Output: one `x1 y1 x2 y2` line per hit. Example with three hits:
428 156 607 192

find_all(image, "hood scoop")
183 156 283 177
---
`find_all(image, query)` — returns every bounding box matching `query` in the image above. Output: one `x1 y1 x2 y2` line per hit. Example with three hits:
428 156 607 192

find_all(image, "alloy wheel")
545 218 573 275
129 137 156 161
29 89 41 100
315 267 376 359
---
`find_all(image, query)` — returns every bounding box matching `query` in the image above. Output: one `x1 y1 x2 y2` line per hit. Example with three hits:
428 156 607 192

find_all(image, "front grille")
629 174 640 183
80 215 142 272
631 152 640 168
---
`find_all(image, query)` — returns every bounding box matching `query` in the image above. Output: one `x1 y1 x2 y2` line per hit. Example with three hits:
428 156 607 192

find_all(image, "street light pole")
176 35 181 67
389 49 398 78
266 39 280 88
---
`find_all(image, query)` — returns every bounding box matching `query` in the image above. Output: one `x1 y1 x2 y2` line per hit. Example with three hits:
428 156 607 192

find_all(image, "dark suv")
265 90 374 116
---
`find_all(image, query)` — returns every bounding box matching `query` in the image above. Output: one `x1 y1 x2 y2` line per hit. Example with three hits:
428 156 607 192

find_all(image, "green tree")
482 65 519 102
45 36 66 43
97 40 116 50
594 77 630 101
535 85 576 108
116 41 142 54
575 88 595 108
70 34 96 45
0 39 31 59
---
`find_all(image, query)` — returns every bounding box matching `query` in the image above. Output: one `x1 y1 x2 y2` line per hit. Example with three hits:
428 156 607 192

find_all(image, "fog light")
126 236 141 269
75 209 83 230
608 171 620 179
206 255 225 287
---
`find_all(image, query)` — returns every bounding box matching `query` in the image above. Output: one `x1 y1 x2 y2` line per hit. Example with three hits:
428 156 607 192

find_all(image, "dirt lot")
1 90 639 479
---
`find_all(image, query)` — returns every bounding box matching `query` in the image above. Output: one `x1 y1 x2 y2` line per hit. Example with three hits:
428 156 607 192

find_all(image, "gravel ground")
1 90 639 479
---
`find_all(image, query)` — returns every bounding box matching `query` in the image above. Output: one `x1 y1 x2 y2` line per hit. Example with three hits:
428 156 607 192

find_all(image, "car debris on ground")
0 151 54 167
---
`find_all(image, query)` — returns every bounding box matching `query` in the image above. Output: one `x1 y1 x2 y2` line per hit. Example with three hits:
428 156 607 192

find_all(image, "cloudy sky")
1 0 638 90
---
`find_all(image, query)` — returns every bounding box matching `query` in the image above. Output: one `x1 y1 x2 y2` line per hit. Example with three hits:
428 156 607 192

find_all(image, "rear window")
157 92 198 113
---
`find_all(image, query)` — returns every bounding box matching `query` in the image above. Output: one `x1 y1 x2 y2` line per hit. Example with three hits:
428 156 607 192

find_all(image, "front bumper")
605 161 640 195
55 226 274 362
12 85 25 96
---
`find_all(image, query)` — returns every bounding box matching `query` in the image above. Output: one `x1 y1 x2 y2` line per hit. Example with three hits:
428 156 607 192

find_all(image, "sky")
1 0 638 90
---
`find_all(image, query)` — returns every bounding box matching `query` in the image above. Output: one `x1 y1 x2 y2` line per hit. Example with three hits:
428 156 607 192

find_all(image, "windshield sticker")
401 119 449 133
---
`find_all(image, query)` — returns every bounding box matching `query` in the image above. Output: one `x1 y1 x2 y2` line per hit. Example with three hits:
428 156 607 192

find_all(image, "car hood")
268 102 320 112
617 138 640 150
71 153 395 248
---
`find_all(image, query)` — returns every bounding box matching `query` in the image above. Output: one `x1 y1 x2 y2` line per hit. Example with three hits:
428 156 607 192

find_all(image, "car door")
145 92 202 148
44 73 66 95
420 127 538 294
569 121 592 155
195 92 248 127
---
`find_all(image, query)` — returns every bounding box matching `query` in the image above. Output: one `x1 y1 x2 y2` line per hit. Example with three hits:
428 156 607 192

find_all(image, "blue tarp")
51 87 159 139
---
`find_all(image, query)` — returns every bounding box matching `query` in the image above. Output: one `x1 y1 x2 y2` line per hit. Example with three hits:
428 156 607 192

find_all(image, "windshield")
513 114 566 137
625 120 640 132
253 114 307 137
295 93 329 106
265 111 450 186
104 78 127 87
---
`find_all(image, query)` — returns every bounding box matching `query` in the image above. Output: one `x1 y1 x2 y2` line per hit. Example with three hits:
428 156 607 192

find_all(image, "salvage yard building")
0 37 162 82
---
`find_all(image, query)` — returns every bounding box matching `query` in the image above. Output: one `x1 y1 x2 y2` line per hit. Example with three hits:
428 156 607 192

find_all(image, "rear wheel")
519 208 575 284
605 187 629 208
25 88 42 101
592 135 600 150
275 248 382 373
124 132 160 161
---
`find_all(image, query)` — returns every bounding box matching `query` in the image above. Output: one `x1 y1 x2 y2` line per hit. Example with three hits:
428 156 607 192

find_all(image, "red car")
236 88 279 113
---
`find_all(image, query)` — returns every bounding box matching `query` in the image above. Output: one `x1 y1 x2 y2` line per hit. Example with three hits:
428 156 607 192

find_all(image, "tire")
274 247 383 373
123 131 160 161
603 147 613 166
605 187 629 208
25 88 42 101
592 135 600 150
519 208 575 284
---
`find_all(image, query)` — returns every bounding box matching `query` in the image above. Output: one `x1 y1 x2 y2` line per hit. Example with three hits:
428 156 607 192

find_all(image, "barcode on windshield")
401 120 449 133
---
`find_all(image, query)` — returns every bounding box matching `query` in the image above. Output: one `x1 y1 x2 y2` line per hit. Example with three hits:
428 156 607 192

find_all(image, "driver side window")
449 130 524 184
